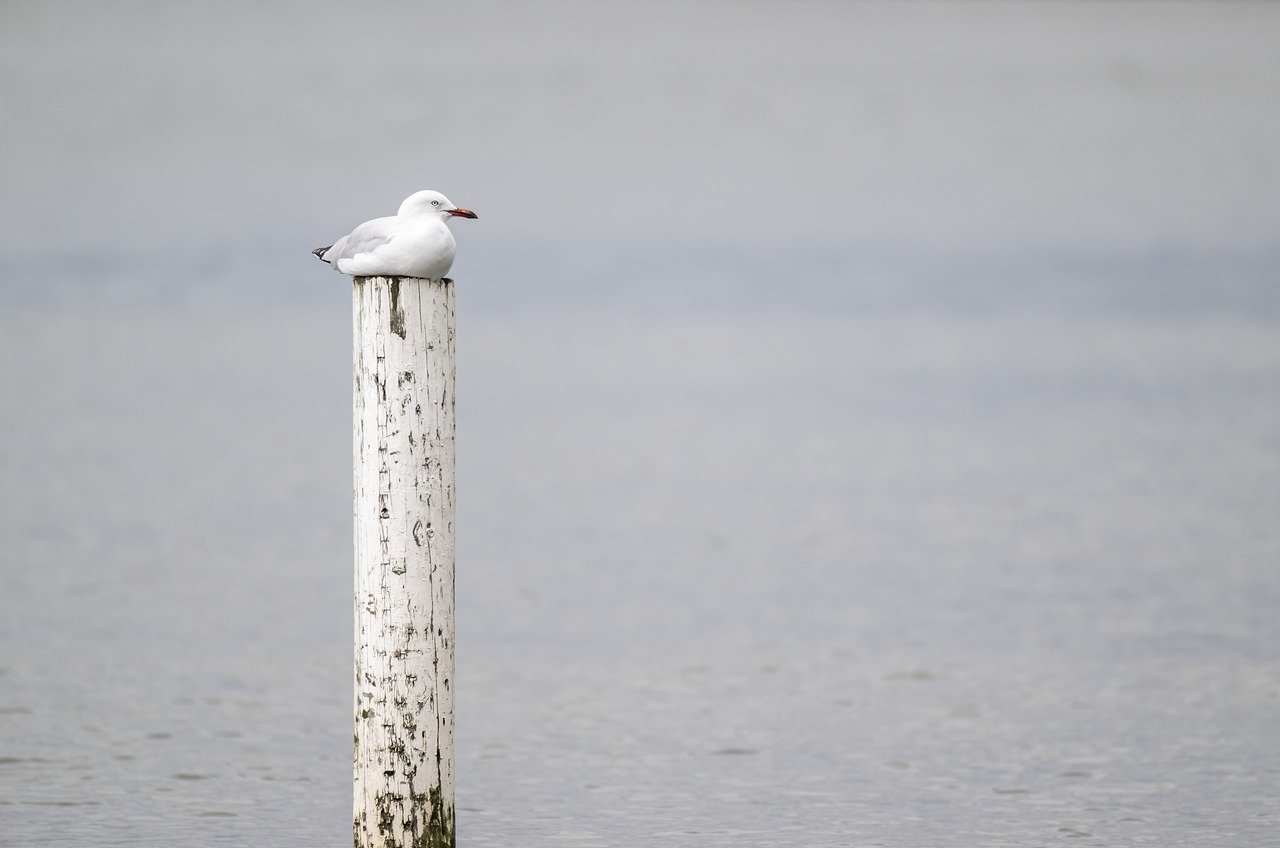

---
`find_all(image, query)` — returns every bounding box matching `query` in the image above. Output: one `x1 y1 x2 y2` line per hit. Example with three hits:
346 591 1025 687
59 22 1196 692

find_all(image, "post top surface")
352 276 454 285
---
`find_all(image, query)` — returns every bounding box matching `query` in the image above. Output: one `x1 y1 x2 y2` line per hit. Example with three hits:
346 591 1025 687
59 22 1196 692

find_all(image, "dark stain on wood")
389 277 407 339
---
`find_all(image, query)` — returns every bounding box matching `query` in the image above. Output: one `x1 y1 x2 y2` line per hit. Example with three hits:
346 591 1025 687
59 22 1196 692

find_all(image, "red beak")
448 208 478 219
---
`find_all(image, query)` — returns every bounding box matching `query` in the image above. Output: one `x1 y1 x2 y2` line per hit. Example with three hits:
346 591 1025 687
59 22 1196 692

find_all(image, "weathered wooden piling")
352 276 456 848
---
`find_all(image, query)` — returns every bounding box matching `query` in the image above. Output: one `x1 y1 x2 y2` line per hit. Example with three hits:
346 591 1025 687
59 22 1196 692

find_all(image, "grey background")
2 2 1278 846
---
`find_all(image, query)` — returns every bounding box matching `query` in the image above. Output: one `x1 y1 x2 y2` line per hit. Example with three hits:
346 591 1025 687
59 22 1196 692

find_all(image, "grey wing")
322 216 397 264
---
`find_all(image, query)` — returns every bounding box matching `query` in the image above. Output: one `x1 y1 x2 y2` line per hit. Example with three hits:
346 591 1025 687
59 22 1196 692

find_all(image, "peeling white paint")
353 277 456 848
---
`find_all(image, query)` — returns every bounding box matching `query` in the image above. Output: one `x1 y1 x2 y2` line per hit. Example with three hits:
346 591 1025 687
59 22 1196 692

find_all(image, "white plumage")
313 190 478 280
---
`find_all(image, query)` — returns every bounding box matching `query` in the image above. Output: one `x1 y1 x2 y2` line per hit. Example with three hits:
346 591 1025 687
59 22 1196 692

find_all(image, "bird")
312 190 478 280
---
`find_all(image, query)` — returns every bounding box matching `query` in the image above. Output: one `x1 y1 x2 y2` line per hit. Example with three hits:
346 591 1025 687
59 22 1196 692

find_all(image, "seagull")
312 190 478 280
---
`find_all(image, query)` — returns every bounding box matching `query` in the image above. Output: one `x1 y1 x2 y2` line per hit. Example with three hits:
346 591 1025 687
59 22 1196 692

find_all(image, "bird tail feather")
312 246 332 263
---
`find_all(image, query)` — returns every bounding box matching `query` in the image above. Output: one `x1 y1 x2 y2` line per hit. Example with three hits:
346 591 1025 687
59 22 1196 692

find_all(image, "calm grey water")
3 2 1280 846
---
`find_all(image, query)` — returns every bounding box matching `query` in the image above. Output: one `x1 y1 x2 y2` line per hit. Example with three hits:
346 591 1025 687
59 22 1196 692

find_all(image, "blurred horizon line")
4 234 1277 318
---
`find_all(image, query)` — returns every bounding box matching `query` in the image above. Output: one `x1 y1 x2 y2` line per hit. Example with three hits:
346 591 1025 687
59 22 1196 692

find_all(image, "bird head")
399 190 478 221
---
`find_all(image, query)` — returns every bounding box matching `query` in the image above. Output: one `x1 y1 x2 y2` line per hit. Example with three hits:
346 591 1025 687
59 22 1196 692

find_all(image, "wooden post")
353 276 456 848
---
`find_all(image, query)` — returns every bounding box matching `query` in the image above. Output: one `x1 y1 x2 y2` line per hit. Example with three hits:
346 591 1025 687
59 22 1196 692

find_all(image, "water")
3 2 1279 846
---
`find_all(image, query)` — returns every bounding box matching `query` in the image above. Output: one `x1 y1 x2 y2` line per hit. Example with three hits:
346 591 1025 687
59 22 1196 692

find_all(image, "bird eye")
431 200 440 206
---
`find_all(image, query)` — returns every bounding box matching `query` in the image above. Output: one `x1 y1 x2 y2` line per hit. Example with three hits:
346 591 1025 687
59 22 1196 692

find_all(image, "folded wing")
318 216 398 269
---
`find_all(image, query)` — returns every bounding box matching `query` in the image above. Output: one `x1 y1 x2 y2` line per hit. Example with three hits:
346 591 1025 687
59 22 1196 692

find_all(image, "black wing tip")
312 246 332 263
